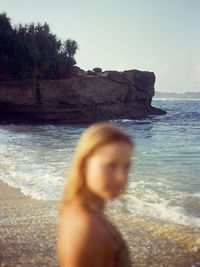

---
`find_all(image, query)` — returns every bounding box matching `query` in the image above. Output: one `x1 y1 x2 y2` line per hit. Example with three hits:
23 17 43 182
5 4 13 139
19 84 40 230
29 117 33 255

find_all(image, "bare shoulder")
57 200 110 267
59 199 101 231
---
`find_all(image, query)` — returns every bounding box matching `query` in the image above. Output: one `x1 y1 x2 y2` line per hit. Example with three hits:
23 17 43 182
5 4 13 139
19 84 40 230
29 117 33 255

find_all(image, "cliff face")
0 69 166 123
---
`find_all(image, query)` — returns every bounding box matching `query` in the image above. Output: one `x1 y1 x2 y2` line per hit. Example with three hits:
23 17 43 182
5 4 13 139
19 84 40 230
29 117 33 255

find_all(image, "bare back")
57 199 113 267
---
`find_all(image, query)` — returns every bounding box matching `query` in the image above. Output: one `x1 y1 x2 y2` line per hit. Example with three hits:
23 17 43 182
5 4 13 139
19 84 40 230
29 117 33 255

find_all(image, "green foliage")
0 13 12 58
0 13 78 79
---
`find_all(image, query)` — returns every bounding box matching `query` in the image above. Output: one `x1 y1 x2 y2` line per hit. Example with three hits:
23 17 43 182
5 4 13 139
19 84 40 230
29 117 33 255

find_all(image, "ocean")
0 100 200 231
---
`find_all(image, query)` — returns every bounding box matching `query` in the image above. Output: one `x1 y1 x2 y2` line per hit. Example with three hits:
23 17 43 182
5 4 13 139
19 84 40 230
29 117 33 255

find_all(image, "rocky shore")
0 69 166 123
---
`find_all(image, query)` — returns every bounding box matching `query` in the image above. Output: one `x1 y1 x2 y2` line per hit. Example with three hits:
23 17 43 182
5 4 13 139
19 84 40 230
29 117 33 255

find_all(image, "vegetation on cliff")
0 13 78 79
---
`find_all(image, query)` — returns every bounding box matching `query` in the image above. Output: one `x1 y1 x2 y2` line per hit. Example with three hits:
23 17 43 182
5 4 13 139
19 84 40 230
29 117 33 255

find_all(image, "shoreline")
0 179 200 266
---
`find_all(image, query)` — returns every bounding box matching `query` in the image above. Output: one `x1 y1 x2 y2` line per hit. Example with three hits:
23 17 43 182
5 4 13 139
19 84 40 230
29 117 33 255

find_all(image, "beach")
0 180 58 266
0 179 200 267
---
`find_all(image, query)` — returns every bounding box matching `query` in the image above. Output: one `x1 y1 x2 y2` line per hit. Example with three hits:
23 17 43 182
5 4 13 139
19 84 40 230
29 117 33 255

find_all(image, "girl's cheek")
102 169 114 180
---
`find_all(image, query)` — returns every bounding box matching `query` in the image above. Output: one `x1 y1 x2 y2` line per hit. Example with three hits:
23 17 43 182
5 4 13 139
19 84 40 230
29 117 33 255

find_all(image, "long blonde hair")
59 121 133 216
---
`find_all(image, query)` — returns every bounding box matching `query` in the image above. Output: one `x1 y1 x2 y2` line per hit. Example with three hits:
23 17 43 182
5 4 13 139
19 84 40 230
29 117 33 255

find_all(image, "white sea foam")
124 186 200 228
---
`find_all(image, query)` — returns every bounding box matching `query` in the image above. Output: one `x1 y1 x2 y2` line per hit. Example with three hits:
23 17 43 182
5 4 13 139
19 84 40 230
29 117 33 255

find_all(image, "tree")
63 39 78 59
0 13 78 79
0 12 12 59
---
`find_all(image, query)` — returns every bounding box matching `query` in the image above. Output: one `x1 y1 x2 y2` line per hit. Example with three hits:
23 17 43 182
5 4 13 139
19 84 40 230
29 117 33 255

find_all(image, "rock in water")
0 69 166 123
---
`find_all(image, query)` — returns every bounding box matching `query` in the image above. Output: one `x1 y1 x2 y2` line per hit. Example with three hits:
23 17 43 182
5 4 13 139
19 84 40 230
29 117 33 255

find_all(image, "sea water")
0 100 200 230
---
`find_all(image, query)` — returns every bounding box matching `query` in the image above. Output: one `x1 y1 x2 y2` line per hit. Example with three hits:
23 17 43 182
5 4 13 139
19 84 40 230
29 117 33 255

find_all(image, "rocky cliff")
0 69 166 123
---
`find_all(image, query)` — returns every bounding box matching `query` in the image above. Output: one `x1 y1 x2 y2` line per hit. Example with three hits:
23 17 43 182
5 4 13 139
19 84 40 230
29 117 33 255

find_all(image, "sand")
0 180 58 266
0 179 200 267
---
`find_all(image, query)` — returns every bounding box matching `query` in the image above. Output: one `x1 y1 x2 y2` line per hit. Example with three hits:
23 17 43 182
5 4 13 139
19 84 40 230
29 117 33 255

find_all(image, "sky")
1 0 200 93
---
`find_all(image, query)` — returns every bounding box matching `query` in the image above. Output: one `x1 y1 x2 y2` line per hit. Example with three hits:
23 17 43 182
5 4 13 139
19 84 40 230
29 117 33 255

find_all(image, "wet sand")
0 179 200 267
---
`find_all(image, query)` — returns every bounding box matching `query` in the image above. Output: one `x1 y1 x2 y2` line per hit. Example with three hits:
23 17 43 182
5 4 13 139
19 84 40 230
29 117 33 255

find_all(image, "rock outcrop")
0 69 166 123
93 67 102 73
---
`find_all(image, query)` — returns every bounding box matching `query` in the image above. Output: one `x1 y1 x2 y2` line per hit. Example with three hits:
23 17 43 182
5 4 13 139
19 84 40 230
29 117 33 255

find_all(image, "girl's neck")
82 189 105 213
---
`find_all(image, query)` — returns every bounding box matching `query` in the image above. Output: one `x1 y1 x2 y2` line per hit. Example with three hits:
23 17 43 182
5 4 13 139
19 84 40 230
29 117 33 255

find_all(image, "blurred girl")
57 122 133 267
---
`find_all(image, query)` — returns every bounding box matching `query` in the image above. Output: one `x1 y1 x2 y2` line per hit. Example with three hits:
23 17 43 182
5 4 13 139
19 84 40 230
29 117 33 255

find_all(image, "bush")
0 13 78 79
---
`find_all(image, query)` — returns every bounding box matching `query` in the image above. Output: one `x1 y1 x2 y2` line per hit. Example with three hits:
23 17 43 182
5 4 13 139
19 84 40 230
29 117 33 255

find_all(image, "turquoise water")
0 100 200 228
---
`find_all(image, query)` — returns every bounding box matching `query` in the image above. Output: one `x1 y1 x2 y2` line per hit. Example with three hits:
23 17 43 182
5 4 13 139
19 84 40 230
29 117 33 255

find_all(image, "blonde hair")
59 121 133 216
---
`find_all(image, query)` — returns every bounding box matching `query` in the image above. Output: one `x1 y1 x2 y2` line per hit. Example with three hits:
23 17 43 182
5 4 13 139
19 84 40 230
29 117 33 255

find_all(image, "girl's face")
84 141 132 200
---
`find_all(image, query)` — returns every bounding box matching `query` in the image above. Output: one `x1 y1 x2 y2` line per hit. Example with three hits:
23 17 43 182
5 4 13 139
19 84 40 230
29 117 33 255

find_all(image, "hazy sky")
1 0 200 93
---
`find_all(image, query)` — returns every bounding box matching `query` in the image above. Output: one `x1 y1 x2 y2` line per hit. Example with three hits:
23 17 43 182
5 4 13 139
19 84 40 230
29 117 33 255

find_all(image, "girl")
57 122 133 267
